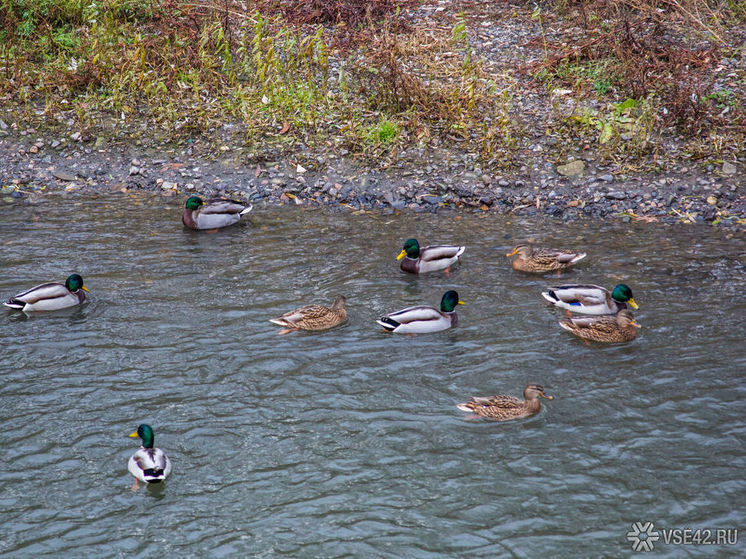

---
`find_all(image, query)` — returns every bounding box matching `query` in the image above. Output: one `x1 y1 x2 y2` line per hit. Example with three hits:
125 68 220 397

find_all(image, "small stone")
29 145 39 154
0 119 8 130
599 174 614 183
706 195 718 205
70 132 82 142
556 160 585 177
296 164 307 174
722 162 737 175
53 170 76 181
605 191 627 200
128 166 140 176
161 181 177 191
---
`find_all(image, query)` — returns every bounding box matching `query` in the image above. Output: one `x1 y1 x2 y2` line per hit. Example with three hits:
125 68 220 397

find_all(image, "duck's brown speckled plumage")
457 384 553 421
269 296 347 331
506 243 586 273
558 309 640 343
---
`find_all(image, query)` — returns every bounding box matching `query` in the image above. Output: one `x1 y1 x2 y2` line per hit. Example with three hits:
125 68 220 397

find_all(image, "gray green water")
1 193 744 558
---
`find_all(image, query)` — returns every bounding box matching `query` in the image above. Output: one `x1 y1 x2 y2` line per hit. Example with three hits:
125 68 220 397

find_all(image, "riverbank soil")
0 1 743 229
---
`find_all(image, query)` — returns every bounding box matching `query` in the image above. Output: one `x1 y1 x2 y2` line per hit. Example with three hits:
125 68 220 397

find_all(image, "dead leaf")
280 122 290 135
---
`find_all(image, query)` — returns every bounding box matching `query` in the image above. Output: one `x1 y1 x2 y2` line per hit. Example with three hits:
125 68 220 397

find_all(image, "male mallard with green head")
182 196 252 230
269 295 347 334
128 424 172 490
4 274 89 312
558 309 641 343
397 238 466 274
506 243 586 274
542 283 638 315
457 384 553 421
377 290 464 334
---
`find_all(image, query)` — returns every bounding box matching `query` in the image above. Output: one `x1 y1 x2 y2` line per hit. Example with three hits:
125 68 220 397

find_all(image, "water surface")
1 193 744 557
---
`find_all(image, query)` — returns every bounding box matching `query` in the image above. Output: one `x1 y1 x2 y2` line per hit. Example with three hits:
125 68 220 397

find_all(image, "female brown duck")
457 384 553 421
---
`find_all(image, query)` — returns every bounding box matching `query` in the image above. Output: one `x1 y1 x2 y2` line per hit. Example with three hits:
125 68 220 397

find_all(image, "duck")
377 290 463 334
3 274 89 312
457 384 553 421
542 283 638 315
182 196 253 230
558 309 641 343
506 243 586 273
397 238 465 274
269 295 347 334
128 424 172 489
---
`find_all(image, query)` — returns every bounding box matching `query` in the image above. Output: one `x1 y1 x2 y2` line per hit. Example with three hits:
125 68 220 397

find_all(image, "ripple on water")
1 195 744 556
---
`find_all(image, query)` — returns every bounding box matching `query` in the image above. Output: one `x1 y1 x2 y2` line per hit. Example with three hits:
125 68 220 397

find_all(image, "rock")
703 206 717 221
29 145 39 154
722 162 737 175
706 195 718 205
129 166 140 176
0 119 7 130
70 132 82 142
160 181 177 191
599 173 614 183
556 160 585 177
605 191 627 200
53 170 77 181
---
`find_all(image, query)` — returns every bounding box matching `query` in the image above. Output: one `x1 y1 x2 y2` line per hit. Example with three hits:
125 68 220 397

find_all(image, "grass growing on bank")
531 0 745 163
0 0 521 163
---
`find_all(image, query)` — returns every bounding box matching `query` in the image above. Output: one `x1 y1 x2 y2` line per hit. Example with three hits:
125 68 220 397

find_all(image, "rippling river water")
1 193 744 557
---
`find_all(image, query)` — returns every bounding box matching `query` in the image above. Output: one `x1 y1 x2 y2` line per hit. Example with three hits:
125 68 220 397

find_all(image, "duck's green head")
129 424 155 448
611 284 638 309
65 274 89 293
440 290 465 312
185 196 204 210
397 238 420 260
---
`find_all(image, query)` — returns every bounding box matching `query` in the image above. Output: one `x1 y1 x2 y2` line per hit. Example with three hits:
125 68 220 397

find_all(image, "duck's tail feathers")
456 403 472 412
269 318 289 327
143 468 165 482
4 299 25 309
570 253 587 264
542 290 556 302
376 317 399 331
558 319 573 332
239 205 253 216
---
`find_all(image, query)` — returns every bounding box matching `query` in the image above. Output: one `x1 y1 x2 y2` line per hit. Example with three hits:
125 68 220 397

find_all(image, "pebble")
722 162 736 175
556 160 585 177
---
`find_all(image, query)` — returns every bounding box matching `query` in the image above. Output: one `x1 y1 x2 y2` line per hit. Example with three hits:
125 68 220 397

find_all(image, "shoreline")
1 122 743 232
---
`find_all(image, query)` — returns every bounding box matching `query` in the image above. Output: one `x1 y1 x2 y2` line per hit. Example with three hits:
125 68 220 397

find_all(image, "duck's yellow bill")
628 298 639 309
458 300 465 305
396 250 407 261
542 394 554 400
128 432 139 438
81 285 90 292
505 248 517 257
631 320 642 329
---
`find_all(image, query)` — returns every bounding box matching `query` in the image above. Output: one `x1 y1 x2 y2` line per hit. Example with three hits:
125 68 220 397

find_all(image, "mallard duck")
542 283 638 315
457 384 553 421
3 274 89 312
182 196 253 230
269 295 347 334
377 290 463 334
128 424 172 489
506 243 586 273
397 238 466 274
558 309 641 343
